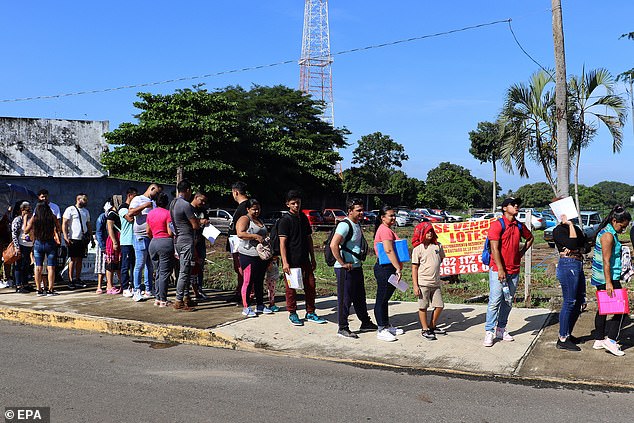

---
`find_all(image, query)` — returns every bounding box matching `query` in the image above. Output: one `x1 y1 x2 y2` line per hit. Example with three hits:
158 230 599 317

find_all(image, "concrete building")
0 117 108 177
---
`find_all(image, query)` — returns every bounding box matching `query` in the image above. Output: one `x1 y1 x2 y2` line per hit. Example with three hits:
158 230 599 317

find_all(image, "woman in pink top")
373 206 405 342
147 193 174 306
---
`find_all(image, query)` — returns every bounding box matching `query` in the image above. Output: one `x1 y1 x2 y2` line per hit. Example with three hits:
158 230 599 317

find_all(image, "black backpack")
324 220 368 266
269 214 288 257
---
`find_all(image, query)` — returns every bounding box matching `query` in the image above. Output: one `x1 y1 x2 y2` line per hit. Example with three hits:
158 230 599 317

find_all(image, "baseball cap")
501 197 521 208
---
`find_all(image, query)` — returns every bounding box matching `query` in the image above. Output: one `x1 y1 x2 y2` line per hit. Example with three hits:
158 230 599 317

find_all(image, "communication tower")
299 0 334 125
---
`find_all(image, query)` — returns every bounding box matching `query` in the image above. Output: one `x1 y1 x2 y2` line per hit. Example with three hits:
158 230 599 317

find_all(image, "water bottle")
502 281 512 305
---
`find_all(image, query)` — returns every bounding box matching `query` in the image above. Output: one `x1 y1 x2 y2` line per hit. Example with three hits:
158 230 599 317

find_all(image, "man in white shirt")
62 193 93 289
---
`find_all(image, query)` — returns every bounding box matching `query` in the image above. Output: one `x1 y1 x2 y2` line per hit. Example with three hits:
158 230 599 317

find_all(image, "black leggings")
594 280 624 341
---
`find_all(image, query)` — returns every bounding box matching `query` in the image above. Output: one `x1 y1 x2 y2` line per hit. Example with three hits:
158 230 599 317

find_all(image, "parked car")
207 208 236 234
408 210 425 223
414 208 445 222
543 211 602 248
395 210 411 227
322 208 347 226
517 211 546 230
541 211 557 228
467 212 501 221
431 209 462 222
302 209 324 229
261 210 289 230
361 211 377 226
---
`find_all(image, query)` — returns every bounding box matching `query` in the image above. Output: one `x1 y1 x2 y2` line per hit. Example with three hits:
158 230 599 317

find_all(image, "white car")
395 210 411 227
517 211 545 230
467 212 501 222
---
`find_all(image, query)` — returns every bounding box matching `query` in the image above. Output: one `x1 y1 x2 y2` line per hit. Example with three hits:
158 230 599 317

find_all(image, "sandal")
107 287 122 295
95 288 104 294
159 300 173 308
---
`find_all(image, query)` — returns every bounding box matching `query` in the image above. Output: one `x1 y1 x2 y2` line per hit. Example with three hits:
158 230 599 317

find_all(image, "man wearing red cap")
483 197 533 347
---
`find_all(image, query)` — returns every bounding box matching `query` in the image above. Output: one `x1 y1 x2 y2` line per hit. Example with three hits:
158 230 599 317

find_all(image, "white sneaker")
496 327 514 342
387 325 404 336
0 280 8 289
603 338 625 357
592 340 605 350
132 290 143 302
483 331 495 347
122 288 134 298
242 307 257 318
377 328 397 342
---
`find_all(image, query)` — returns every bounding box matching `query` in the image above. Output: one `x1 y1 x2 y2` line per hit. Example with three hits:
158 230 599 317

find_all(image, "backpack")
620 245 633 282
95 212 108 249
481 218 523 266
268 214 288 258
324 220 368 267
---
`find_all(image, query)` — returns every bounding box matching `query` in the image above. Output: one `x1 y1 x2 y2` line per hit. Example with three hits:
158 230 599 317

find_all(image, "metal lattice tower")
299 0 334 125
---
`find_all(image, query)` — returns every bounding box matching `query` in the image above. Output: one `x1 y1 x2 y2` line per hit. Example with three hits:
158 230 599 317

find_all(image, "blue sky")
1 1 632 193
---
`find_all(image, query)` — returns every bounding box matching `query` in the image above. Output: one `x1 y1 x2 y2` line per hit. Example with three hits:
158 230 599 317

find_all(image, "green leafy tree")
617 32 634 143
425 162 494 209
500 70 558 194
469 120 505 211
575 184 605 210
568 68 627 212
512 182 554 208
592 181 634 207
103 85 348 203
385 170 425 207
346 132 408 191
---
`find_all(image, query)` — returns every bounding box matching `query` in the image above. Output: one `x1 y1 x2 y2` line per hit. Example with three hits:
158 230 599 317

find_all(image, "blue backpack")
481 218 522 266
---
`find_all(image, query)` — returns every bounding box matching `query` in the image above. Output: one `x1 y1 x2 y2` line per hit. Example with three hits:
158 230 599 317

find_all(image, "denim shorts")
33 239 57 267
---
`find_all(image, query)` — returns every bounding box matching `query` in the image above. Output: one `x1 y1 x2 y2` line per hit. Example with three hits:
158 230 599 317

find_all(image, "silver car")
207 208 236 235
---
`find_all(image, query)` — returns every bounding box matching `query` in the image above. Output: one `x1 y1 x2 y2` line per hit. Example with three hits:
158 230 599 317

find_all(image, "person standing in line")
37 189 61 220
236 199 271 317
190 192 209 300
552 213 587 351
411 222 446 341
228 181 249 303
62 194 93 289
104 195 123 295
329 198 377 339
373 206 405 342
118 188 138 297
483 197 533 347
0 206 13 288
590 205 631 357
25 202 62 296
94 202 109 294
126 183 162 302
11 202 34 293
171 179 200 311
147 193 174 307
36 189 63 284
279 190 326 326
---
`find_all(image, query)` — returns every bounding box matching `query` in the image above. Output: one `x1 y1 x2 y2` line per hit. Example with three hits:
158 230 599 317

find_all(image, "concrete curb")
1 305 632 391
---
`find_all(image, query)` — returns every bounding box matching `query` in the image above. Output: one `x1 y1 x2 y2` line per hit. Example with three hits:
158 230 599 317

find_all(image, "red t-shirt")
487 216 532 274
146 207 172 239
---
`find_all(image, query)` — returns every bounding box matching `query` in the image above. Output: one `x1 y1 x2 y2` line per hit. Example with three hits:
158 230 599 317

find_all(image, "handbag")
2 243 21 265
596 288 630 315
256 240 273 261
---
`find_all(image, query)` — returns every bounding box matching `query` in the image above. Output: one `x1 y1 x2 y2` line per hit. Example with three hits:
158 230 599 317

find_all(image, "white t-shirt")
62 206 90 240
49 202 61 220
129 195 155 237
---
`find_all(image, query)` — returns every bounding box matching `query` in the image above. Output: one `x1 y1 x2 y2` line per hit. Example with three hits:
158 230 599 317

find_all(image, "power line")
0 18 512 104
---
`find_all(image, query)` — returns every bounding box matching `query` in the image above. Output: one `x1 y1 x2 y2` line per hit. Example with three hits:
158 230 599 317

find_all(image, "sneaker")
422 329 437 341
242 307 257 318
495 327 514 342
259 306 274 315
387 325 404 336
305 313 327 324
359 321 378 332
603 338 625 357
67 282 77 290
76 279 87 288
132 290 143 302
183 296 198 307
567 335 581 344
142 291 154 299
289 313 304 326
430 326 447 335
46 290 60 297
483 331 495 347
592 340 605 350
173 299 195 312
16 287 30 294
377 328 397 342
36 290 45 297
122 288 134 298
0 280 9 289
269 305 280 312
337 328 359 339
556 338 581 351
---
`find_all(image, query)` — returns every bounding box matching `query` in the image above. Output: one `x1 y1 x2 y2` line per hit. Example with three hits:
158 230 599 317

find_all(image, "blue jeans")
14 245 32 287
556 257 585 338
485 270 519 332
120 245 135 291
373 262 397 329
33 239 57 267
133 236 153 294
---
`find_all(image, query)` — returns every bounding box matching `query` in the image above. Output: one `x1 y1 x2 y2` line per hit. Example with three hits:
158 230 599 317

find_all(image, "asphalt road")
0 321 630 423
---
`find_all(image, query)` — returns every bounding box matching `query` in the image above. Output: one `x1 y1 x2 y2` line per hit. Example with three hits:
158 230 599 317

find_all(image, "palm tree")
568 68 627 211
499 70 558 195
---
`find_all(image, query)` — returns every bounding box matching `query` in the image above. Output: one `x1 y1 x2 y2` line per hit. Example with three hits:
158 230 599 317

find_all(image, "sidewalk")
0 285 632 388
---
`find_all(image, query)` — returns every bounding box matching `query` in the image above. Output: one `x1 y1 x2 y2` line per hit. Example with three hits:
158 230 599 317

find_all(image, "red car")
302 209 324 228
322 208 347 226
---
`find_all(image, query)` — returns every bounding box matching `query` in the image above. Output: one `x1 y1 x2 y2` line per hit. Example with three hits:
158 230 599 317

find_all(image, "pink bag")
596 288 630 315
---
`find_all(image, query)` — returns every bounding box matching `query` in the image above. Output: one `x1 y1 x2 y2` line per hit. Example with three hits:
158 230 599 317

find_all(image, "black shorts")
67 239 87 259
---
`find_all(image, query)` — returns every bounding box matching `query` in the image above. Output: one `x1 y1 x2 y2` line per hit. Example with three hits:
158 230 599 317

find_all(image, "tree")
469 121 504 211
425 162 495 209
552 0 570 197
512 182 554 208
617 32 634 140
500 70 558 194
349 132 408 189
102 85 348 204
592 181 634 207
575 184 605 210
568 68 627 212
385 170 425 207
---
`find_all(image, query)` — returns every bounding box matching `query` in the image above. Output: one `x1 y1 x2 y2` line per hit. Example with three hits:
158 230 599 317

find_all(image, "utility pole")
552 0 569 197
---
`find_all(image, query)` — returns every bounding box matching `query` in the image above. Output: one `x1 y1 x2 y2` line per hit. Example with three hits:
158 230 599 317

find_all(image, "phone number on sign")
439 255 489 276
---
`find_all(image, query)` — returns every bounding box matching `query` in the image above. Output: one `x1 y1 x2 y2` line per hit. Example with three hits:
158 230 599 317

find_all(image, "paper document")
388 273 409 292
549 196 578 222
285 268 304 290
202 224 221 244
